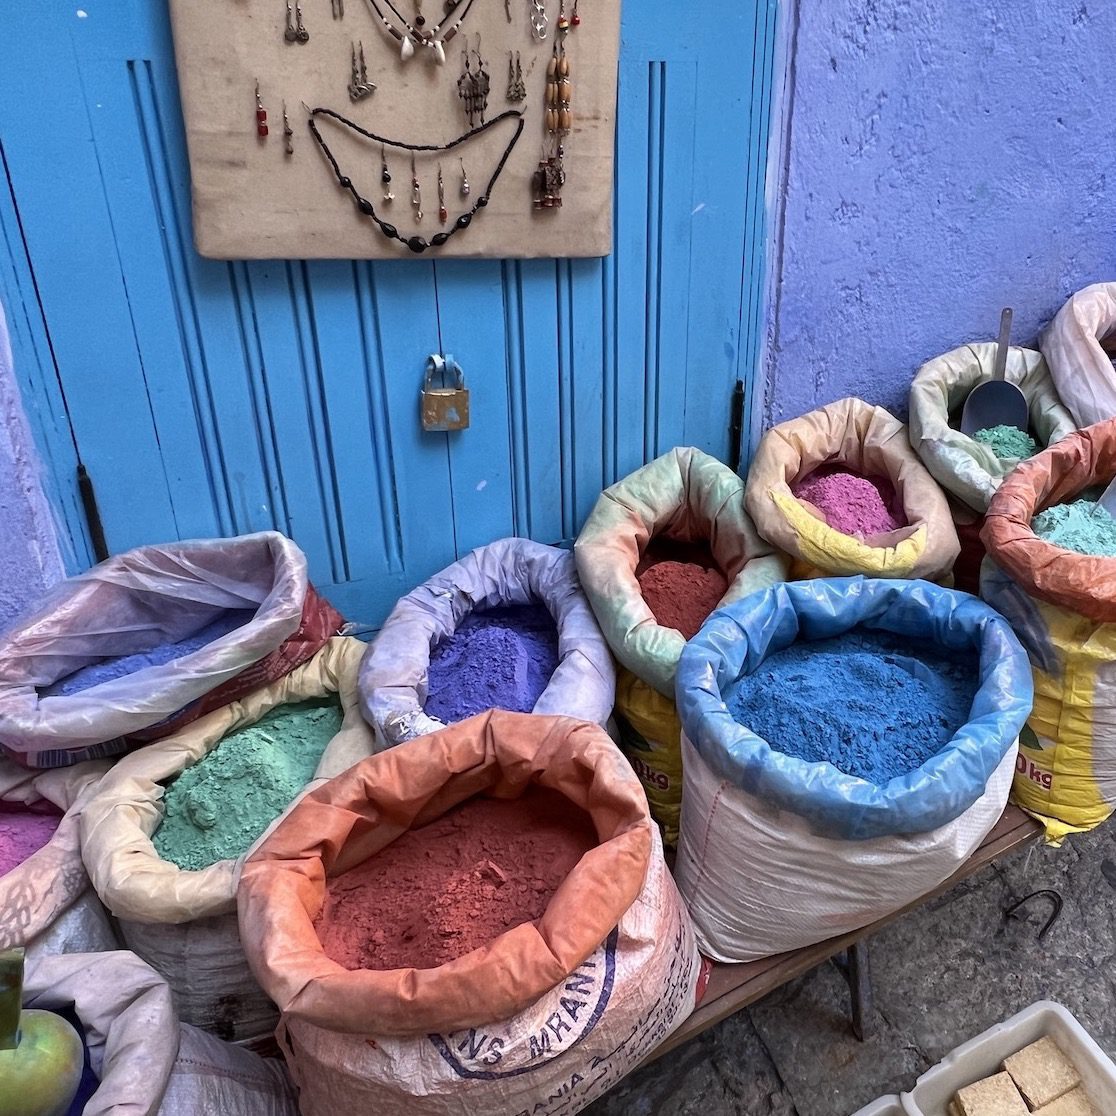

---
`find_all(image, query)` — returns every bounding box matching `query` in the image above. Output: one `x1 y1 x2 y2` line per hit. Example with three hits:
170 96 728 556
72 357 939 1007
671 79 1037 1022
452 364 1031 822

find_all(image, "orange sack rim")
981 418 1116 623
237 709 652 1035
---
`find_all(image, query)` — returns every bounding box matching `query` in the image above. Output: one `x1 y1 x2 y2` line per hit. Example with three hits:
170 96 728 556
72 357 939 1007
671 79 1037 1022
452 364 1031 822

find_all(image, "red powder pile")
636 540 728 640
315 786 598 971
792 467 907 539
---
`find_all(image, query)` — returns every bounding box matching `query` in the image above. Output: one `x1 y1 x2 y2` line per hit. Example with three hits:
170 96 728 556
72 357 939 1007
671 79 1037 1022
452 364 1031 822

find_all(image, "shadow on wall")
763 0 1116 424
0 302 64 628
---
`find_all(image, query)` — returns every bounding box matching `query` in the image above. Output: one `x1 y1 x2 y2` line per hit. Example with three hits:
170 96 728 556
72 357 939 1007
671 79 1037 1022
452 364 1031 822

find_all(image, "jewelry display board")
168 0 620 259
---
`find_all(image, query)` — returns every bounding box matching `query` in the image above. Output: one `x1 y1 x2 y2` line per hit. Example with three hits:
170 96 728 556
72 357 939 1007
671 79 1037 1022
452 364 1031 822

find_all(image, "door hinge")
728 380 745 473
77 463 110 563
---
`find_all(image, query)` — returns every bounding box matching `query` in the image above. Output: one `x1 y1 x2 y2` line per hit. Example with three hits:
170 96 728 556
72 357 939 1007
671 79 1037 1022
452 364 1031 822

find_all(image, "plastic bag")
359 538 614 748
1041 281 1116 427
745 397 960 581
22 950 298 1116
80 637 374 1043
0 756 116 956
574 446 787 700
909 343 1076 512
673 577 1032 960
239 709 697 1116
0 532 343 768
276 827 698 1116
981 421 1116 839
611 667 685 845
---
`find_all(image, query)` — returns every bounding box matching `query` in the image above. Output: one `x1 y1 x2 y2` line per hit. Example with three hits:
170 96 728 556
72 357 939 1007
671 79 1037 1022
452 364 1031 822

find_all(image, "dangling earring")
457 46 475 126
381 144 395 202
513 50 526 101
295 0 310 41
459 158 470 198
282 101 293 155
284 1 298 42
254 80 269 138
472 34 490 124
411 151 423 222
437 163 448 225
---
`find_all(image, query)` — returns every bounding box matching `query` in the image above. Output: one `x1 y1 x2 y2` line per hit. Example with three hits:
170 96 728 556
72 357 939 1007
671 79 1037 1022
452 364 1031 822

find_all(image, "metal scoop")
960 308 1030 436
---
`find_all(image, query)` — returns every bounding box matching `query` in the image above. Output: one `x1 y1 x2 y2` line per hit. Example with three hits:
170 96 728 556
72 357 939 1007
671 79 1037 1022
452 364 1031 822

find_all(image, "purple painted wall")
763 0 1116 425
0 303 63 629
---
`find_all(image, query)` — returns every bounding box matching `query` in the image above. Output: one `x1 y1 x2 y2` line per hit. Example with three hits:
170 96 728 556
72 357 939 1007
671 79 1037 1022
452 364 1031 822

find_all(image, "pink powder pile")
792 468 907 539
0 804 64 876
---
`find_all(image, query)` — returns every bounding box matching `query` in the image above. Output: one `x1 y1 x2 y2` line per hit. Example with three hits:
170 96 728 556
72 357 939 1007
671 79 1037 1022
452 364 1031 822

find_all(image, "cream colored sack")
23 950 297 1116
675 736 1016 962
277 829 700 1116
745 396 959 580
1041 281 1116 427
0 757 116 958
80 636 375 1043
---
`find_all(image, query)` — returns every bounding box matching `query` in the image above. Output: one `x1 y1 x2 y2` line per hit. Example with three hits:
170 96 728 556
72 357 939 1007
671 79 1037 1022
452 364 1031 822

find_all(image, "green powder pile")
1032 499 1116 557
152 696 343 871
973 424 1038 460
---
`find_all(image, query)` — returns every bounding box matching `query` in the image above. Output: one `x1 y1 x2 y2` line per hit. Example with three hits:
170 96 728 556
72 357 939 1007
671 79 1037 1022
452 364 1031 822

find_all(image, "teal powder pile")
973 424 1038 460
1032 499 1116 557
725 629 980 783
152 696 343 870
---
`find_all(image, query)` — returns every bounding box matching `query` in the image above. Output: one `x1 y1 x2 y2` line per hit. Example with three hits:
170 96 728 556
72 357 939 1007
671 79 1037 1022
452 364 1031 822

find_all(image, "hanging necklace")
362 0 477 63
307 107 525 253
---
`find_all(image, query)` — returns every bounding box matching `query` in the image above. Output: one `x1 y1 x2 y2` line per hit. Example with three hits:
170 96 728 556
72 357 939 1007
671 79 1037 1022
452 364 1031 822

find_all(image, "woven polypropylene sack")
611 667 685 845
574 446 787 700
745 397 960 581
22 950 298 1116
80 637 374 1043
909 343 1076 513
0 757 117 957
1042 281 1116 427
275 825 697 1116
360 538 614 748
673 578 1032 961
981 422 1116 839
0 532 343 768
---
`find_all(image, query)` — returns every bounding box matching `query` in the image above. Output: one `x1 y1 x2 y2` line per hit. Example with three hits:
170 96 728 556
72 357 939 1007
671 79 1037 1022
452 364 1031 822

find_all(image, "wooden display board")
168 0 620 259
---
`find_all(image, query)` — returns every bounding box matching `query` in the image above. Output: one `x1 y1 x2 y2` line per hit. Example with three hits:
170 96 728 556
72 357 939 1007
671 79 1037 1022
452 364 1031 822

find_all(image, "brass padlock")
420 354 470 432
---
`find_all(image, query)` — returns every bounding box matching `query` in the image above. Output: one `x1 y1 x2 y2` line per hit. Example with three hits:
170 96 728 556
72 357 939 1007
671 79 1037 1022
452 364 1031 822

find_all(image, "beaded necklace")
308 107 525 253
362 0 477 62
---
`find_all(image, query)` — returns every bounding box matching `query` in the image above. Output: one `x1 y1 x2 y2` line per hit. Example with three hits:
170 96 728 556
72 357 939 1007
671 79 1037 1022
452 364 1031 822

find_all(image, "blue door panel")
0 0 781 627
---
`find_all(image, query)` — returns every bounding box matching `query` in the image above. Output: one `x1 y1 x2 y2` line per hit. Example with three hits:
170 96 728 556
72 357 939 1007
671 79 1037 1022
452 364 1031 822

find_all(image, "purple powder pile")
40 609 257 698
425 604 560 723
792 467 907 539
0 803 64 876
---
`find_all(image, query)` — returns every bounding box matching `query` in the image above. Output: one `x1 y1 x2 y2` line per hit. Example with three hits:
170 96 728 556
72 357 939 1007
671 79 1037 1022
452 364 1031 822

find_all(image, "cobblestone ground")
585 825 1115 1116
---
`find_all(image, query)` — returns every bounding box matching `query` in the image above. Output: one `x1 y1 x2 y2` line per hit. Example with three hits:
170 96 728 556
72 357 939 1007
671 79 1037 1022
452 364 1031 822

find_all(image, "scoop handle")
993 307 1013 382
0 947 23 1050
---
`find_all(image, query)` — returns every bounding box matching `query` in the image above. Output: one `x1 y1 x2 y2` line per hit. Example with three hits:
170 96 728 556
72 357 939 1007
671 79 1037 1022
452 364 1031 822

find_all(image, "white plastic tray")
850 1097 905 1115
901 1000 1116 1114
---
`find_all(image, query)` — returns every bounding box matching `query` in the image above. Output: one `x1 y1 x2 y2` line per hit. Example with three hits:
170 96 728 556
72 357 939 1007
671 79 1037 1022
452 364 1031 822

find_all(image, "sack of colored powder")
982 419 1116 841
575 448 788 841
238 710 701 1116
745 397 960 581
1042 281 1116 428
80 637 374 1044
0 531 344 769
22 950 298 1116
359 537 615 749
673 577 1032 962
909 343 1076 514
0 756 118 960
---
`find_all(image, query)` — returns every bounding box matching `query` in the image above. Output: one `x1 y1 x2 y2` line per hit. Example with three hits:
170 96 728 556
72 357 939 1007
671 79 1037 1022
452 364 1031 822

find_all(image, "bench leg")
846 939 875 1041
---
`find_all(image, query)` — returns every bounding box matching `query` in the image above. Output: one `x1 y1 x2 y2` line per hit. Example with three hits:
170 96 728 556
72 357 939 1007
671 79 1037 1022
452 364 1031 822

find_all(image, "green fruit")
0 1009 84 1116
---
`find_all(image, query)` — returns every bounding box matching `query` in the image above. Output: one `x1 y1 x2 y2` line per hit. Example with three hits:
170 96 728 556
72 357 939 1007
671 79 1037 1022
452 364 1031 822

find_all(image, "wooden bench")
644 804 1043 1065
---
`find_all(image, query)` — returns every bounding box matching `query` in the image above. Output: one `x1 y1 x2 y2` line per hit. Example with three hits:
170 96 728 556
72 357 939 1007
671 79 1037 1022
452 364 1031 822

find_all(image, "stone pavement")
586 822 1115 1116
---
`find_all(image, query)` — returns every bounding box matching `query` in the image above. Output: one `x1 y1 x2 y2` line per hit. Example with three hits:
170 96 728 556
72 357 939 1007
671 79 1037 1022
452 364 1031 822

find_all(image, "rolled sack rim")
981 419 1116 622
675 576 1033 841
237 709 652 1035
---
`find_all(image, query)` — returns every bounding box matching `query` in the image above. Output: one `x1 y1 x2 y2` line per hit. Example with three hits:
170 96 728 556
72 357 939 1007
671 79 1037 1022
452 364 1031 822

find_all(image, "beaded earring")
381 145 395 202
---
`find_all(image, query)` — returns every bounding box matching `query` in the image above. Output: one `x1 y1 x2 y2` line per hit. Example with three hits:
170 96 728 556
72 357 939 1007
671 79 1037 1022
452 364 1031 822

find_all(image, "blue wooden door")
0 0 779 626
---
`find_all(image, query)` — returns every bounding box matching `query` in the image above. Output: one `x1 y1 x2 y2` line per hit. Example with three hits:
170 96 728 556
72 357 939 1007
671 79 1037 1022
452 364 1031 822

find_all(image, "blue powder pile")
40 609 257 698
724 629 980 783
425 604 560 723
1032 498 1116 557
